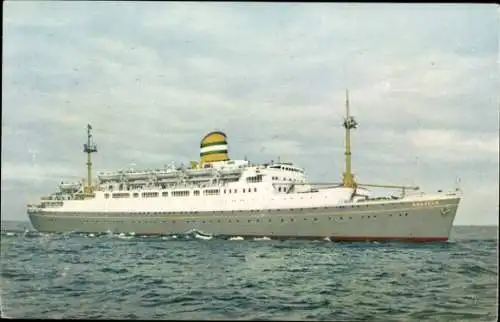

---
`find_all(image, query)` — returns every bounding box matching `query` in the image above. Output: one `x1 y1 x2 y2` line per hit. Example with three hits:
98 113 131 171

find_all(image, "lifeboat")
124 171 148 180
220 168 243 176
186 168 214 177
154 169 179 179
58 182 81 192
98 172 122 181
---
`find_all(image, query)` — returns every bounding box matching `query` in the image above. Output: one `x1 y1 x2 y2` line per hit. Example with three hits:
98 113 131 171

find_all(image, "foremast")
83 124 97 194
338 90 419 196
342 89 358 188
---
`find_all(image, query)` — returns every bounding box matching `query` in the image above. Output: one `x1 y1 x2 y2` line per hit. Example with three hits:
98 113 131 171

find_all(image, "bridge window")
172 191 190 197
112 192 130 199
162 191 168 197
142 192 159 198
247 175 263 183
203 189 220 196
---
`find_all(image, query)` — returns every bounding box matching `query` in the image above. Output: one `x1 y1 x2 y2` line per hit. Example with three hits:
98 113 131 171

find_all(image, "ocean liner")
27 91 462 241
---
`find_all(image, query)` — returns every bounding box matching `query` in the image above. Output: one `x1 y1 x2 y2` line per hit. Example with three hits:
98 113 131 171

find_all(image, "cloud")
409 129 499 160
2 2 498 225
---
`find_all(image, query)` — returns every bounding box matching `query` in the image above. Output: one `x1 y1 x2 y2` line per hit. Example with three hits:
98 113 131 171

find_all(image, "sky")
2 2 499 225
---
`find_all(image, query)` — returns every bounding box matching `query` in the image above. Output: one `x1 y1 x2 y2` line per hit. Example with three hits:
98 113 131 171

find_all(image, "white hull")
28 195 460 241
27 114 464 242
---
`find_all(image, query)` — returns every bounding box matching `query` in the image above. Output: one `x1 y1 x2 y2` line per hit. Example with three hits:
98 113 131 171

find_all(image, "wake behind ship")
27 91 462 241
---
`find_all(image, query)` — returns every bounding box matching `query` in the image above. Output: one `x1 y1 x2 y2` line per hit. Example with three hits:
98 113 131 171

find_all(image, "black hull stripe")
200 150 229 156
200 141 228 148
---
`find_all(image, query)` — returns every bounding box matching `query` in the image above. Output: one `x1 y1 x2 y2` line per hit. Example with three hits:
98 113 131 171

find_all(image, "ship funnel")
199 131 229 165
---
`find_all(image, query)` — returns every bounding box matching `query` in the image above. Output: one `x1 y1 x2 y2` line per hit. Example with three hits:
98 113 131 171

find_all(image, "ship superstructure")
27 91 462 241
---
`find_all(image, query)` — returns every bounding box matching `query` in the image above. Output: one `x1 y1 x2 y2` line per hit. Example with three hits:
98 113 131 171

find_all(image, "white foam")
117 233 132 240
194 233 213 240
229 236 244 241
254 236 271 241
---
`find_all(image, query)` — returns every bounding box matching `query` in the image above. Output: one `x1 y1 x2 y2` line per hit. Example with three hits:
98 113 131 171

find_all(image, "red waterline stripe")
327 236 448 242
220 235 449 242
29 230 449 242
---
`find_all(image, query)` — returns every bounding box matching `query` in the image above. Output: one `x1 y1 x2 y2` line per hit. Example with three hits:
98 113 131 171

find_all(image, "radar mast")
342 89 358 188
83 124 97 193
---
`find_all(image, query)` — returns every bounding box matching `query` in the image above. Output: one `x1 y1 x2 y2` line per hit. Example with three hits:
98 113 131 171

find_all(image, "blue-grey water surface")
1 222 497 321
